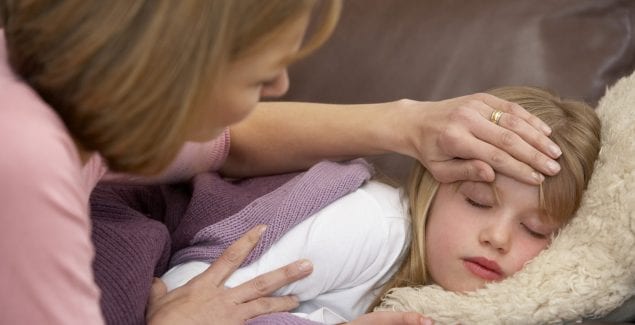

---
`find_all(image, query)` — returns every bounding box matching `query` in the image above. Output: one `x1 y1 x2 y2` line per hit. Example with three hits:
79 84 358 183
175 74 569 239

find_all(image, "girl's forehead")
453 175 540 207
493 174 540 201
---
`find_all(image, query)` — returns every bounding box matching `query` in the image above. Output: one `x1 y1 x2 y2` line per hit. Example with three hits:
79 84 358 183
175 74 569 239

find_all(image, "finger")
194 225 267 286
427 159 494 183
348 311 433 325
474 92 553 135
146 278 168 316
403 312 434 325
471 115 561 177
436 117 545 184
454 94 561 176
238 295 300 320
439 99 560 177
229 259 313 303
495 111 562 159
473 93 562 159
440 130 545 185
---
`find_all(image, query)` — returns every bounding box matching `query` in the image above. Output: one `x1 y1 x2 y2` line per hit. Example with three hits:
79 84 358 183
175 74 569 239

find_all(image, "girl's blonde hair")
1 0 341 174
370 86 601 310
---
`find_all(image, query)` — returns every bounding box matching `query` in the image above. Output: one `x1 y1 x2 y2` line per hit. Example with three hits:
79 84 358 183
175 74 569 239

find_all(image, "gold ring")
490 110 503 125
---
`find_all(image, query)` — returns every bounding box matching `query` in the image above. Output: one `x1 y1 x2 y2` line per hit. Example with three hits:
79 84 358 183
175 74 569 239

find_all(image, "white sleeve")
164 181 409 323
278 191 396 295
270 182 410 320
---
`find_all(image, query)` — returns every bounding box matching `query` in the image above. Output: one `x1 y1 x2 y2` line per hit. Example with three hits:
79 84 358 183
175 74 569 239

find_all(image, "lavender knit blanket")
90 159 372 325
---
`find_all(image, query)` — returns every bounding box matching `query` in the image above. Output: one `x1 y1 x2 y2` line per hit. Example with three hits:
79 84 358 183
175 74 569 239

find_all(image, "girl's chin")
433 278 486 293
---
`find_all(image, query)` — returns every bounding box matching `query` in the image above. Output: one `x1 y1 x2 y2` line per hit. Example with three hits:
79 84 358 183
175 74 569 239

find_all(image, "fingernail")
480 169 494 182
532 171 544 184
298 260 313 272
546 160 561 174
542 124 552 135
421 317 434 325
549 144 562 157
258 225 268 235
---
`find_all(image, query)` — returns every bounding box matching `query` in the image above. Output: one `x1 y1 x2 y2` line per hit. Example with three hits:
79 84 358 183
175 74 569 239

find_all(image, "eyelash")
521 223 547 239
465 198 491 209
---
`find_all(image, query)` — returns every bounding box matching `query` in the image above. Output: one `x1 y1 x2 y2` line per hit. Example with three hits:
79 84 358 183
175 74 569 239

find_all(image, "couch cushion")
284 0 635 106
282 0 635 186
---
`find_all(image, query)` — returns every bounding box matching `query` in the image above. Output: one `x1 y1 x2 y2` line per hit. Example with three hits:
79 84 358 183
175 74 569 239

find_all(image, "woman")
0 1 562 324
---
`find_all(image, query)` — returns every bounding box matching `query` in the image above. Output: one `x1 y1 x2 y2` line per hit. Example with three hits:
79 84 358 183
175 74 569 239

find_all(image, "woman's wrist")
370 99 432 160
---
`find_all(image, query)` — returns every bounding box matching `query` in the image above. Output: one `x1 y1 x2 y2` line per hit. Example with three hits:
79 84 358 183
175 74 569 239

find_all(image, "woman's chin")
187 128 224 142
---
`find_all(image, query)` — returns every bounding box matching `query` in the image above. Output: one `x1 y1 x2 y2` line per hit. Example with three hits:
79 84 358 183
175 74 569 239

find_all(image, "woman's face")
425 174 560 292
188 13 310 141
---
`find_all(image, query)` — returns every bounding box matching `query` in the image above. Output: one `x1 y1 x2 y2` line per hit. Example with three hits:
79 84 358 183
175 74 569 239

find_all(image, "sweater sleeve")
96 128 231 185
154 129 230 181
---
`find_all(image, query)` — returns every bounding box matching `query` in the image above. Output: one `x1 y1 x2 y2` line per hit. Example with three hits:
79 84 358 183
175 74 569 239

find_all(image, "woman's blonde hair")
369 86 601 310
1 0 341 174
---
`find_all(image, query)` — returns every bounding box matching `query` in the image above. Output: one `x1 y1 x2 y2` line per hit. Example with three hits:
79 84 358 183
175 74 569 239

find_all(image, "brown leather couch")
282 0 635 323
286 0 634 105
283 0 635 184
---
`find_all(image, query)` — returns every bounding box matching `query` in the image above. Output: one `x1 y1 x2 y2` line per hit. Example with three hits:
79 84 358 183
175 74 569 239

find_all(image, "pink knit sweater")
0 30 230 324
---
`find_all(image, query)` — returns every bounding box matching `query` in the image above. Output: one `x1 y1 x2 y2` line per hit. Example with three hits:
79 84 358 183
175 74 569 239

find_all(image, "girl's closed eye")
521 216 559 240
458 182 497 209
521 223 548 239
465 197 491 209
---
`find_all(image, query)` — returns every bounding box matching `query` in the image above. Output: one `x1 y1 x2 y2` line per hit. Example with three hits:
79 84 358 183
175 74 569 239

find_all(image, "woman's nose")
479 219 512 254
260 70 289 98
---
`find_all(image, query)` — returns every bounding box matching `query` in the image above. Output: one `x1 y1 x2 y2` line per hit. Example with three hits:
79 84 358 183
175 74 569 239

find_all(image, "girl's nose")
479 219 512 254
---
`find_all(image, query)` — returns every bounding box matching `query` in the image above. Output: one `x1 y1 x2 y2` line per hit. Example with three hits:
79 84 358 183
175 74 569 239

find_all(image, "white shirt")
161 180 410 323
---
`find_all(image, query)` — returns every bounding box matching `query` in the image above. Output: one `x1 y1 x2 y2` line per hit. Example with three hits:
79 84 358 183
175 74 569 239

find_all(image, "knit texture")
91 159 371 325
171 159 373 266
377 72 635 323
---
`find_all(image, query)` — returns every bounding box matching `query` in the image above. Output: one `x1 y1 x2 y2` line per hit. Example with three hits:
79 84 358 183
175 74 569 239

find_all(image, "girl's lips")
463 257 504 281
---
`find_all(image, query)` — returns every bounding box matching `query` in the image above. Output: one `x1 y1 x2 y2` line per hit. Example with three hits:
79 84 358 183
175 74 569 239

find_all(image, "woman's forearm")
221 101 404 177
222 94 562 186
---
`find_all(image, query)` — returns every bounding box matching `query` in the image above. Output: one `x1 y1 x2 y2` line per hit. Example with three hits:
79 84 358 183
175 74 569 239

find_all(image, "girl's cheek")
513 237 549 269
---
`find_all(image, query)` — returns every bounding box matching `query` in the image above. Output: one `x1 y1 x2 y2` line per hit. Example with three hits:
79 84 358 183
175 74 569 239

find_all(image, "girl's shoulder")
357 180 409 220
296 179 410 283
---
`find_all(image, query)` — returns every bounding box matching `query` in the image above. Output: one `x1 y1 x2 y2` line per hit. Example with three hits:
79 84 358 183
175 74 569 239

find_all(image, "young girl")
161 86 601 324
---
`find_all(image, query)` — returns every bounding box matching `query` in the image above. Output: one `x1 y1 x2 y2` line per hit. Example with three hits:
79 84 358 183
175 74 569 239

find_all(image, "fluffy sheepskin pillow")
377 73 635 324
